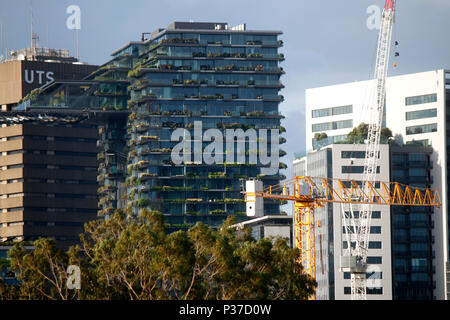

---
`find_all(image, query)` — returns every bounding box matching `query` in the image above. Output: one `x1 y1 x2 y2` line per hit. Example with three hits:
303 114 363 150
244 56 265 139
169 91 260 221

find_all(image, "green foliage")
314 132 328 142
0 210 316 300
345 123 393 144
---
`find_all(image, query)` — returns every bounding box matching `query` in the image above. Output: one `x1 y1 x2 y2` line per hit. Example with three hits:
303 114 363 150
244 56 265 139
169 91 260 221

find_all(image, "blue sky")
1 0 450 178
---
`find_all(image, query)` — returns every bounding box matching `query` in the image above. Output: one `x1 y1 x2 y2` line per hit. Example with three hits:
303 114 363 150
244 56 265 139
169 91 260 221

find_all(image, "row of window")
159 32 280 46
311 105 353 118
406 108 437 121
312 119 353 133
405 93 437 106
161 46 280 58
343 241 382 249
341 166 380 174
405 123 437 135
341 150 380 159
141 72 281 87
342 226 382 234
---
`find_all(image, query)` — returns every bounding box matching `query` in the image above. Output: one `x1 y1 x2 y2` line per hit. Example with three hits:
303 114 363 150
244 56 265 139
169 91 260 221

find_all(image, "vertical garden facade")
126 22 286 229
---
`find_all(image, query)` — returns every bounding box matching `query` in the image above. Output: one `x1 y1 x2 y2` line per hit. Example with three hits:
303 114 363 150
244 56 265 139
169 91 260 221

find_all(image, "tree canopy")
0 210 316 300
344 123 393 144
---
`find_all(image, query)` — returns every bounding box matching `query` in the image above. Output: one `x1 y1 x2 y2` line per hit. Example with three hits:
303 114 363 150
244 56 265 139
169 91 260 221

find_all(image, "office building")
305 69 449 299
0 46 97 110
294 143 435 300
0 45 103 247
0 122 99 248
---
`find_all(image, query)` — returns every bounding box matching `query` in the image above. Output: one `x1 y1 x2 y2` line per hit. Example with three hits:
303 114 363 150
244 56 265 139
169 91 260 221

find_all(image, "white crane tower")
341 0 396 300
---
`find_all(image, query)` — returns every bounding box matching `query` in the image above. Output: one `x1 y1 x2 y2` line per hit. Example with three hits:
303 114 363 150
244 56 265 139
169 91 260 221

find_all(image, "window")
409 168 426 177
370 226 382 234
405 93 437 106
342 166 380 174
333 119 353 130
312 120 352 132
312 122 331 132
406 108 437 121
341 151 380 159
367 256 382 264
409 153 426 162
344 211 381 219
341 151 365 159
369 241 382 249
312 108 331 118
367 287 383 295
332 105 353 116
406 123 437 135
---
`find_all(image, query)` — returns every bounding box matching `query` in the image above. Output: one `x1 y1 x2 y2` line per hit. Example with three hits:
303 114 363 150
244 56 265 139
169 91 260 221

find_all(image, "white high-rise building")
304 69 450 300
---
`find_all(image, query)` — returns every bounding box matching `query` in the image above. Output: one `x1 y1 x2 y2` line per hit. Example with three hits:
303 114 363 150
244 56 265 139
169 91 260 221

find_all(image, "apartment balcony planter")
140 173 157 181
184 79 201 86
135 124 150 133
138 135 159 144
246 40 263 45
137 198 150 208
98 185 117 195
137 160 150 169
224 199 245 204
186 198 203 203
210 209 226 215
247 53 263 58
208 172 226 179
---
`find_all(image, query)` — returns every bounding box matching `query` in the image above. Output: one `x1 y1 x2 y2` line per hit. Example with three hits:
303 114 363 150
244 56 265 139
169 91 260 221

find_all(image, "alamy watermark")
171 121 280 175
66 265 81 290
366 5 381 30
66 5 81 30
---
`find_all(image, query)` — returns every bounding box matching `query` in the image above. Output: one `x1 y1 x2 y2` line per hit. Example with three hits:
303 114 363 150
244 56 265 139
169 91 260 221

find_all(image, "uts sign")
24 69 55 85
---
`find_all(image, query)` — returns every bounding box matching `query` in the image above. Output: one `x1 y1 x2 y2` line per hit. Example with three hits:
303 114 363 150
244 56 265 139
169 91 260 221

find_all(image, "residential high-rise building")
293 143 435 300
125 22 286 229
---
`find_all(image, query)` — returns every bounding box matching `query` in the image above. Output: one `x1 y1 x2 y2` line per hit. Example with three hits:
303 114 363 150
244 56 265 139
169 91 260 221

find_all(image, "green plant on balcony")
247 110 265 117
210 209 226 215
186 198 202 203
208 172 226 179
201 186 209 191
247 53 263 58
140 173 156 180
184 79 200 85
186 172 200 178
255 64 264 71
186 211 201 216
224 198 244 204
279 162 288 169
137 160 150 169
137 198 150 208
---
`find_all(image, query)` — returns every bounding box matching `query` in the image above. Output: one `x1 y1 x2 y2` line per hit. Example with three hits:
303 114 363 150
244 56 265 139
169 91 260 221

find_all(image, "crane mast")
347 0 396 300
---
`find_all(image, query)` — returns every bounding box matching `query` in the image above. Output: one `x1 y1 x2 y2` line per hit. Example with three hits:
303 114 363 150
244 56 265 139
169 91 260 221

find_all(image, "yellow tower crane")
245 176 441 299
